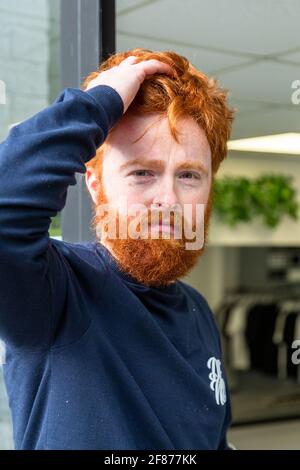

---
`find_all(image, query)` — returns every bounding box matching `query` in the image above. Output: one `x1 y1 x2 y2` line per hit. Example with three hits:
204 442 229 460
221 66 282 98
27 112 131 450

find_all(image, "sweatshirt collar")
94 241 181 296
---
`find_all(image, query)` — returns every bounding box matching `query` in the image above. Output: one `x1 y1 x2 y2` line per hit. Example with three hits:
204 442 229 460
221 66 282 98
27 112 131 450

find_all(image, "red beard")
92 184 213 288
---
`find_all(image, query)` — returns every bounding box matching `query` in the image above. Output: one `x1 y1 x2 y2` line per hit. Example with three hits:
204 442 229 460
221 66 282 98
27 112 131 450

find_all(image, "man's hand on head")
85 55 174 114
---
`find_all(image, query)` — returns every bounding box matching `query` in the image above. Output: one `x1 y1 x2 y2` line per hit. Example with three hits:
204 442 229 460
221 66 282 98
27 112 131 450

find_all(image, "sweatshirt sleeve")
0 84 124 350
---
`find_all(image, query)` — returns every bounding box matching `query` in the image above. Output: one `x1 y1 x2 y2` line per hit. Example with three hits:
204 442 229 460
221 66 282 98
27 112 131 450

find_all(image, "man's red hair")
82 48 235 180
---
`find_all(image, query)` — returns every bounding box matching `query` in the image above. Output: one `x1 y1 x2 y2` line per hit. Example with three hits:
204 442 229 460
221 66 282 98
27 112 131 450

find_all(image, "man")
0 48 235 450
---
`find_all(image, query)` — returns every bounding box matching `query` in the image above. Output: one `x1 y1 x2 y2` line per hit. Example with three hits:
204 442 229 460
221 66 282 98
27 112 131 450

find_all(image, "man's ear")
85 169 98 204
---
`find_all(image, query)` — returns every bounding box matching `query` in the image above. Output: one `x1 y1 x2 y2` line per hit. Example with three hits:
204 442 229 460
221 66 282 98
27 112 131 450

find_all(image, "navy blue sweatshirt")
0 84 232 450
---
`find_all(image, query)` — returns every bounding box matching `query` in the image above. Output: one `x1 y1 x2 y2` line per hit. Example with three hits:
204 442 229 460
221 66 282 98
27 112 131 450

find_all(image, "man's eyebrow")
175 160 209 175
119 158 164 172
119 158 209 175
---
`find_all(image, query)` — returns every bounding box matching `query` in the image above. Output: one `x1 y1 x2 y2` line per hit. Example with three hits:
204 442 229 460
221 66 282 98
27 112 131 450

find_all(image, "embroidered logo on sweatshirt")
207 356 227 405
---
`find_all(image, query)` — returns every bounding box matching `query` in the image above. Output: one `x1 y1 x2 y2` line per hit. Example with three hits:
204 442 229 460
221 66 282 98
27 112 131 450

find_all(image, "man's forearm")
0 84 123 347
0 84 123 260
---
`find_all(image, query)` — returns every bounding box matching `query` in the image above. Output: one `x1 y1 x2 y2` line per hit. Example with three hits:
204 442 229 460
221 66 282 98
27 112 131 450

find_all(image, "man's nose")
152 178 179 207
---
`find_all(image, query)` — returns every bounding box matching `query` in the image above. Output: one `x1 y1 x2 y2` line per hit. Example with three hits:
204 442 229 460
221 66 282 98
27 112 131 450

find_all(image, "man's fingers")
137 59 174 77
119 55 138 66
87 56 174 112
120 56 174 77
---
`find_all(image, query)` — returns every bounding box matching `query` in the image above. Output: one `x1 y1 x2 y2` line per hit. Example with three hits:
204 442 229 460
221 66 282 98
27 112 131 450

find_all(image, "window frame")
60 0 116 242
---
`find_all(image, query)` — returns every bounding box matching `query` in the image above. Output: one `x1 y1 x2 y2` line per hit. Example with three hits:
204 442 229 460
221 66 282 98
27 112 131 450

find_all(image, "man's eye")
179 172 201 180
132 170 152 177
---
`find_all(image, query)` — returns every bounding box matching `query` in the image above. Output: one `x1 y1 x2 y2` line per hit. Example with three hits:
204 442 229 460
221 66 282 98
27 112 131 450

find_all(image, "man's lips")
148 223 174 234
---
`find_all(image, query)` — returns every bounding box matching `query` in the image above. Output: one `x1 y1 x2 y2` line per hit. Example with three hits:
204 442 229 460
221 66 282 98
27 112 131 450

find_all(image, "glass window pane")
0 0 61 239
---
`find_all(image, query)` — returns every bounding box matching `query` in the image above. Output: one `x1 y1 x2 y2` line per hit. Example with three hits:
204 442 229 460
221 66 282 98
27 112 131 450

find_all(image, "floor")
228 420 300 450
229 370 300 424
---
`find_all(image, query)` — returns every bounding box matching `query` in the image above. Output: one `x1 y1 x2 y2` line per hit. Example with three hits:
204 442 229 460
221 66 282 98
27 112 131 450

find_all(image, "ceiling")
116 0 300 140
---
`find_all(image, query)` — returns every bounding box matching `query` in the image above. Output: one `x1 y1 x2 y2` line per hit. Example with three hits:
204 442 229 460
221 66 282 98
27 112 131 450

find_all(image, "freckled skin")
86 112 212 228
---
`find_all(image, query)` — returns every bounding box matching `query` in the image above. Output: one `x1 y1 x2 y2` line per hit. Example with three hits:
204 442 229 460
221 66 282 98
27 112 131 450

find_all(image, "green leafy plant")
213 174 299 228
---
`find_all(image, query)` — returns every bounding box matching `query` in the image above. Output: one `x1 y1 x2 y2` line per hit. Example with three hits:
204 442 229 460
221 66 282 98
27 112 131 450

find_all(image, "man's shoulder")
49 238 106 271
50 237 94 255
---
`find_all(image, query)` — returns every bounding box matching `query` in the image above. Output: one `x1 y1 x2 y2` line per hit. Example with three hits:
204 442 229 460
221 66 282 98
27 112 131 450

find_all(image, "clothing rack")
216 285 300 384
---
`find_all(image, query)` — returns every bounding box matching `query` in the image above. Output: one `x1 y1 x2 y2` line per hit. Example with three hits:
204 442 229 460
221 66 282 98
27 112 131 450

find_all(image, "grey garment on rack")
225 297 253 371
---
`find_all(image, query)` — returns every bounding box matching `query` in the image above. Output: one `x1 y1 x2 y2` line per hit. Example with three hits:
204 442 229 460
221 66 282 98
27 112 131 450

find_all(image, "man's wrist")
85 84 124 129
